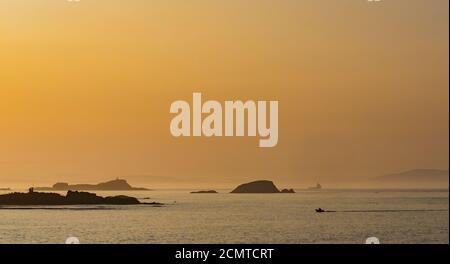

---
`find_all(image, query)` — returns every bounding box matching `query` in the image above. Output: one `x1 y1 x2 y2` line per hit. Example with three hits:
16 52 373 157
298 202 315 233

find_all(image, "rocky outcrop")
230 180 280 193
0 189 143 205
190 190 218 194
35 179 148 191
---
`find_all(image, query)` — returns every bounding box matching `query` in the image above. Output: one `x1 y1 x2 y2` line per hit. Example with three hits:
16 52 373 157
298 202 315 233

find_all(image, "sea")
0 189 448 244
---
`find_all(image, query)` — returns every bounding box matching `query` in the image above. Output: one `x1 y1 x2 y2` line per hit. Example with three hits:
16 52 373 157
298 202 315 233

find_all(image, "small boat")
315 208 325 213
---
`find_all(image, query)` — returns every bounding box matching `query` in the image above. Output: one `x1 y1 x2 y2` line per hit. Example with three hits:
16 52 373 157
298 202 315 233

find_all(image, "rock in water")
190 190 218 194
280 188 295 193
0 190 142 205
230 180 280 193
35 179 149 191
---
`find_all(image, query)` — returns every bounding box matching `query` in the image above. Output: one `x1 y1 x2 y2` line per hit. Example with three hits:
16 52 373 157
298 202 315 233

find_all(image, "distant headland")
35 179 149 191
371 169 449 188
0 188 160 206
230 180 295 193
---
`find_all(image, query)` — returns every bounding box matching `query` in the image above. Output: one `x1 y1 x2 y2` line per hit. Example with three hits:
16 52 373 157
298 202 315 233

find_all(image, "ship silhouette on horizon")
308 183 322 190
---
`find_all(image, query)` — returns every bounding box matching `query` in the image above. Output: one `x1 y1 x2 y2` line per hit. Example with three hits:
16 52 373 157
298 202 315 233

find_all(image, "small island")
230 180 294 193
35 179 149 191
190 190 218 194
280 188 295 193
0 188 159 206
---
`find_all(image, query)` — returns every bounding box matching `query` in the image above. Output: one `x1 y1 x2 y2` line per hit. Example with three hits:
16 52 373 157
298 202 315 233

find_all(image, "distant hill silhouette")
35 179 149 191
372 169 449 188
231 180 294 193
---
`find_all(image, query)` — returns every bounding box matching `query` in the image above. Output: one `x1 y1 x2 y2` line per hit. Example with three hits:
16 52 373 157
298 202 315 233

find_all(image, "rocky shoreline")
0 188 160 206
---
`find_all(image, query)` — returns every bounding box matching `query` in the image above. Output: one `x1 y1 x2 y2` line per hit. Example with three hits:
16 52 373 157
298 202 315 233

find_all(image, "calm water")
0 189 448 244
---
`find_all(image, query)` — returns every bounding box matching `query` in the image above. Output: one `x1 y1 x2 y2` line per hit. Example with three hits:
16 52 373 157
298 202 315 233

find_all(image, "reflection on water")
0 189 448 244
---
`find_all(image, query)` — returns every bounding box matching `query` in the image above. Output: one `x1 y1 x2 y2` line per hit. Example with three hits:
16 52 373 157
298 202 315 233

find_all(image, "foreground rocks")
0 188 150 205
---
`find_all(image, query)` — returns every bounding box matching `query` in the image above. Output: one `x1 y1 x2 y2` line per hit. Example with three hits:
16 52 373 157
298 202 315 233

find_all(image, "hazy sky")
0 0 448 188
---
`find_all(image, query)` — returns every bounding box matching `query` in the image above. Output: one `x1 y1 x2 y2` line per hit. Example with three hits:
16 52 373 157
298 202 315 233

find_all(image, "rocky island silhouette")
0 188 160 206
190 190 218 194
35 179 149 191
230 180 295 193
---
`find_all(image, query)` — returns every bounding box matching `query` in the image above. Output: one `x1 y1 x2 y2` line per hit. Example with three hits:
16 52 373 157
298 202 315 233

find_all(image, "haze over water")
0 0 448 189
0 189 448 244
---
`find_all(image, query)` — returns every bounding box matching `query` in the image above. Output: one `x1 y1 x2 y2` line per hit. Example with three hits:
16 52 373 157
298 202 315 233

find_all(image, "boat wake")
316 209 448 213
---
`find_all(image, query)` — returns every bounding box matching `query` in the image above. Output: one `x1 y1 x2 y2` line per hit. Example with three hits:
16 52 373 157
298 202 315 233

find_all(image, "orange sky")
0 0 448 188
